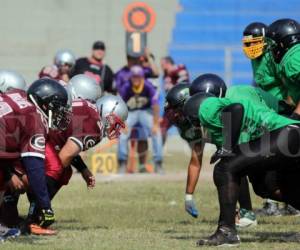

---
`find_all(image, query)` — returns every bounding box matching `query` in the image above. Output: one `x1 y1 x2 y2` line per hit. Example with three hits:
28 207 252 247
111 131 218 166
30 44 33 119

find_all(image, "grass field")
1 141 300 250
1 174 300 250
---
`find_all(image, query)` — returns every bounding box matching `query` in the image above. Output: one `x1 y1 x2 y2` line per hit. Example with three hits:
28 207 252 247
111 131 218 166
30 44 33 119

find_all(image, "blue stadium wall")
168 0 300 85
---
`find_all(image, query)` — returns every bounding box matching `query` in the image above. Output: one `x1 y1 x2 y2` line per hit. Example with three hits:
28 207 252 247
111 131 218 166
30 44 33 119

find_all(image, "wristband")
71 155 88 173
185 194 193 201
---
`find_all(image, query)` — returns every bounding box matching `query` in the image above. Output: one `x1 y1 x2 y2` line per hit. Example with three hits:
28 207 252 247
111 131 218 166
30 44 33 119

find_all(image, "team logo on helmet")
178 88 190 101
30 134 45 151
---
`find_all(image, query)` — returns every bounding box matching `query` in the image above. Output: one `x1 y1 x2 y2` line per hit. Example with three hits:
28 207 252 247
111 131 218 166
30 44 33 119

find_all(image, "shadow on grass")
169 235 200 240
9 235 52 245
57 224 109 231
58 219 81 224
168 230 300 243
55 218 109 231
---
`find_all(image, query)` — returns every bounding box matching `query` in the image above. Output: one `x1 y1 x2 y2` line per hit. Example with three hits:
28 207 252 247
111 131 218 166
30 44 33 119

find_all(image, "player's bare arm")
58 138 82 168
185 142 204 195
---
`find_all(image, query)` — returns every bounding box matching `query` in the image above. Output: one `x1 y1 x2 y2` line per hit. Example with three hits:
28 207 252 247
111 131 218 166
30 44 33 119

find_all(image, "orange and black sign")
123 2 156 33
126 31 147 57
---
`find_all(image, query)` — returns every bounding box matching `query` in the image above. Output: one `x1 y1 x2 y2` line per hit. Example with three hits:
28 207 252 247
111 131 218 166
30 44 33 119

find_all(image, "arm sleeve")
221 103 244 151
71 155 88 173
21 111 45 159
22 156 51 209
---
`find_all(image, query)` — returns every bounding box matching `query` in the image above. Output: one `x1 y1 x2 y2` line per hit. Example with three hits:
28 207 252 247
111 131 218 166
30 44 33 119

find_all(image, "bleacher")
169 0 300 85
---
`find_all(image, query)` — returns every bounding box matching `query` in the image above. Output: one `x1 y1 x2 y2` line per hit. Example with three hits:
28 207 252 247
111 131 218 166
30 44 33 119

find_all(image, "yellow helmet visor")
242 36 265 59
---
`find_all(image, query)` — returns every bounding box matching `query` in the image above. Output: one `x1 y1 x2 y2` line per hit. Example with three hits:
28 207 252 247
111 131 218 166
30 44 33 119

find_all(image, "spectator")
118 66 163 173
160 56 190 144
72 41 115 94
39 49 76 83
115 50 160 172
115 48 159 92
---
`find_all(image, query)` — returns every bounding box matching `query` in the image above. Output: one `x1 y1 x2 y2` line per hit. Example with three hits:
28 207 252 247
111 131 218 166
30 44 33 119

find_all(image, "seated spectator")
160 56 190 144
118 66 163 173
72 41 115 94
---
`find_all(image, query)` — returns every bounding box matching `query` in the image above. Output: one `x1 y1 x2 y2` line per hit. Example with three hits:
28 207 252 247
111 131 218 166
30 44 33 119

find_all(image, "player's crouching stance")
0 74 71 241
165 77 258 228
183 92 300 247
25 75 128 235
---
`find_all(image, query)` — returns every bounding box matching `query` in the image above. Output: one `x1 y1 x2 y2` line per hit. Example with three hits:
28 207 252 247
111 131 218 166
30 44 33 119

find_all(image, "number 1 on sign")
131 32 141 53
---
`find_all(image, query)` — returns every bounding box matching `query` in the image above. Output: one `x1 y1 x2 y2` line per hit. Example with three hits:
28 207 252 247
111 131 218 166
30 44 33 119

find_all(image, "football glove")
210 148 234 164
185 194 199 218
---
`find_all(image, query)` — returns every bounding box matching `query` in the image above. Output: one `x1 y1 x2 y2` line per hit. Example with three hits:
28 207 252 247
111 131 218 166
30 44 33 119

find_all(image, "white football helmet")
96 95 128 139
54 49 76 68
0 70 26 93
68 74 102 103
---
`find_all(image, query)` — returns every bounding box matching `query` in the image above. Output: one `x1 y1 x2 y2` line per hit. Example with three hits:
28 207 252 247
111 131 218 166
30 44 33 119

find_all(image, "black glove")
39 208 55 228
210 148 234 164
290 112 300 120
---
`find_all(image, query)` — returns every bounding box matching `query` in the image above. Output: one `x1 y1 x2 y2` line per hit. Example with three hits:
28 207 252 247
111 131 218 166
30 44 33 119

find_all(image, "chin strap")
48 110 53 129
29 94 50 127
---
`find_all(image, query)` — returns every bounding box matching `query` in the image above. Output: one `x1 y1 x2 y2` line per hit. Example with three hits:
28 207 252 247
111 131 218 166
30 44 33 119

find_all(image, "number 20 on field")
91 152 118 175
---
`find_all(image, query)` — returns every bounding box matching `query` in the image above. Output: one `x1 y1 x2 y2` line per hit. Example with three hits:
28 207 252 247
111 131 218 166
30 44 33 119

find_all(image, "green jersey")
199 97 299 147
251 51 286 100
279 44 300 104
226 85 280 112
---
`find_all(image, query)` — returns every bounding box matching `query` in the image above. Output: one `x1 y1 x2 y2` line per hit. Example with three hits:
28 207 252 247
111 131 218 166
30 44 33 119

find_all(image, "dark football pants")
213 124 300 228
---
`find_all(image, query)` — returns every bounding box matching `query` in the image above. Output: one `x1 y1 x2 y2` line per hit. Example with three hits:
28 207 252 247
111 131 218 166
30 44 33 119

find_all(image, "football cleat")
154 161 164 174
0 224 21 240
39 208 55 228
281 204 300 216
256 200 282 216
30 224 57 236
236 208 257 228
196 226 240 247
138 164 147 173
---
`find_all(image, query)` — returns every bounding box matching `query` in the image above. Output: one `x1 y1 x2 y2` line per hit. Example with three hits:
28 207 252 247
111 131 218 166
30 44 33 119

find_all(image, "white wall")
0 0 178 83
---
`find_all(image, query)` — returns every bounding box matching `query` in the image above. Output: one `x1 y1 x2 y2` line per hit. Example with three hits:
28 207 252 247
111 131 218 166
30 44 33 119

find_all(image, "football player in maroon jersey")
26 81 128 234
160 56 190 145
39 49 76 83
0 76 71 237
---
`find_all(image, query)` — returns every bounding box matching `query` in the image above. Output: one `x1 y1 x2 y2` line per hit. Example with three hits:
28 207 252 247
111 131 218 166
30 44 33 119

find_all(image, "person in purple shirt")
118 65 163 173
115 52 159 92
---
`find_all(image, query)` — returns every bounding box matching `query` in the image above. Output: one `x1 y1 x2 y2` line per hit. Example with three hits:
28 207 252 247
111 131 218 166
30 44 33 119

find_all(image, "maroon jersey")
48 99 102 152
39 65 61 80
0 89 46 159
163 64 189 91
